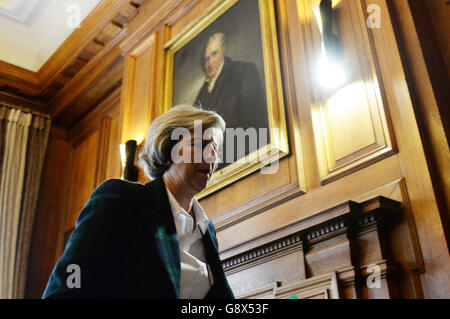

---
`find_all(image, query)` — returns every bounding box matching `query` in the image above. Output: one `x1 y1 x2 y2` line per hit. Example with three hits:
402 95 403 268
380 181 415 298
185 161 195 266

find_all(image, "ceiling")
0 0 100 72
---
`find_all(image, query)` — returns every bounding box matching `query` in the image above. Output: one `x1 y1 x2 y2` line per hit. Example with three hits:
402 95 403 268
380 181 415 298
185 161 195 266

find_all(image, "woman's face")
169 130 219 193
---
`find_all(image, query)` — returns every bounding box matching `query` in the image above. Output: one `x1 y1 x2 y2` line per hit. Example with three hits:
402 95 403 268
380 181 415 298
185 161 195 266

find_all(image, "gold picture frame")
163 0 289 198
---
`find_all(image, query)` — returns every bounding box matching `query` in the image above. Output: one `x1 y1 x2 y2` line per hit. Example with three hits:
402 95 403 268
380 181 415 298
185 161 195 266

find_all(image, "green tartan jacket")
42 176 234 299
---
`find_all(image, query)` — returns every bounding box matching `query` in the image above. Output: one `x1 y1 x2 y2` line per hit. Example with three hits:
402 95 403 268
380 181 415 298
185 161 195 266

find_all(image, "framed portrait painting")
163 0 289 198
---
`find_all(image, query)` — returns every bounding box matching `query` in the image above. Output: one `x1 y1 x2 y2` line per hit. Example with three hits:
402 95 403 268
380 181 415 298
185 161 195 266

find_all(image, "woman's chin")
193 174 209 191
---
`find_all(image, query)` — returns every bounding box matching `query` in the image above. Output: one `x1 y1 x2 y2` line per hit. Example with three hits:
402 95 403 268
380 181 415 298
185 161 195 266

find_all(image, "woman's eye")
191 141 217 151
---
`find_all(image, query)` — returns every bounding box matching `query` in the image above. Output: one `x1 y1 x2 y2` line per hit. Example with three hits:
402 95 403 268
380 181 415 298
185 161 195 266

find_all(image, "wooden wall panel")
354 180 423 298
423 0 450 78
105 107 123 180
364 0 449 298
64 130 100 232
275 272 340 299
202 157 296 227
26 128 72 298
121 33 160 144
166 0 215 38
227 242 305 297
65 87 122 232
391 0 450 241
305 236 352 277
310 0 396 185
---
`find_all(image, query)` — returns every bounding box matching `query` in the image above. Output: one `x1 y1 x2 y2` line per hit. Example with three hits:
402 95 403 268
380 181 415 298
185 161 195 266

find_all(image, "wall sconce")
314 0 346 89
122 140 138 182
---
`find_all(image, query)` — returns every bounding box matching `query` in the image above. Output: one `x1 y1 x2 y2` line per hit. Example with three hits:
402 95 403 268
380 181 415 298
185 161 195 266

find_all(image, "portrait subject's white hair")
207 32 226 48
201 33 227 68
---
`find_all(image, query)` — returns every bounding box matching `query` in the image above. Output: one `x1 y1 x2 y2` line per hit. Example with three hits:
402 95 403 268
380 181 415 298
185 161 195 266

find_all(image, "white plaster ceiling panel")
0 0 41 24
0 0 101 72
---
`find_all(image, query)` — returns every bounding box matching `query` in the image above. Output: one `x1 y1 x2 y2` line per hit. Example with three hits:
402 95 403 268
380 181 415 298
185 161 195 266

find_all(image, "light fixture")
314 0 346 89
120 144 126 168
122 140 138 182
318 50 346 89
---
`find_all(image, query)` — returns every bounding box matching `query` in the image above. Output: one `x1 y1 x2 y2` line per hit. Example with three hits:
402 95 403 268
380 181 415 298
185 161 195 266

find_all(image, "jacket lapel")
144 177 180 298
202 221 235 299
202 222 219 258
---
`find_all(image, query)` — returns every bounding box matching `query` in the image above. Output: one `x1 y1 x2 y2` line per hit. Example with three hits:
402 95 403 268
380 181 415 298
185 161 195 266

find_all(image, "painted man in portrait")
195 33 269 167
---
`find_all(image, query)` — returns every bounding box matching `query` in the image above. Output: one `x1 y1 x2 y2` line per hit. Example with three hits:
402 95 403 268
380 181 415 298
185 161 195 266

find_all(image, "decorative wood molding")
69 86 122 146
50 125 69 140
223 233 303 274
214 182 304 231
95 116 112 186
397 179 425 273
308 0 398 186
118 0 184 54
222 196 399 269
120 31 159 144
38 0 132 89
275 271 340 299
236 282 280 299
0 0 151 122
224 196 401 299
0 61 40 96
49 44 125 119
220 200 359 260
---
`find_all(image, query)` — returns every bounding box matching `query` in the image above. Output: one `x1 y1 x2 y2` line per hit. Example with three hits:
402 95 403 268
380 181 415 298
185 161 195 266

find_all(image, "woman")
43 105 234 299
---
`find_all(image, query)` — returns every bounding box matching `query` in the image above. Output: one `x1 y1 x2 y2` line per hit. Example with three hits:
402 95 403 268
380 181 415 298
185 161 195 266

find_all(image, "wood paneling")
309 0 396 184
64 87 122 231
226 197 401 299
364 0 449 298
65 130 100 231
422 0 450 79
22 0 450 299
54 56 124 128
0 61 40 96
121 32 160 144
105 106 123 180
389 0 450 246
274 272 340 299
49 46 125 121
25 128 72 298
226 236 305 297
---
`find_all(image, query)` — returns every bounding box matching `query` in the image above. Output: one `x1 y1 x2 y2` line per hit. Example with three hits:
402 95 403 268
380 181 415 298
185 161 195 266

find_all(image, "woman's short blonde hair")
139 104 226 179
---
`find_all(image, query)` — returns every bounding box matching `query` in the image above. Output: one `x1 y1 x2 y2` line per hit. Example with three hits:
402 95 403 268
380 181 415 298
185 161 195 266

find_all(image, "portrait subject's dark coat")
195 57 269 167
42 177 234 299
196 57 268 131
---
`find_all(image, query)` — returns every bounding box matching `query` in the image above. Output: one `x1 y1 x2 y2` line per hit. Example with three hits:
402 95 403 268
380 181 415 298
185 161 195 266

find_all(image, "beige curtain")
0 105 51 298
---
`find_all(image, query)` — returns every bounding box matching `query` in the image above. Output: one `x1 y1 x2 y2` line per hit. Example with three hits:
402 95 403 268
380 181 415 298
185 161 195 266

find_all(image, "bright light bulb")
318 61 346 88
313 7 323 34
318 51 346 89
120 144 126 168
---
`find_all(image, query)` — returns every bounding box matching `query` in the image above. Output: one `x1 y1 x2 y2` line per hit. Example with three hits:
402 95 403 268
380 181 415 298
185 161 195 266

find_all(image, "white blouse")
166 187 214 299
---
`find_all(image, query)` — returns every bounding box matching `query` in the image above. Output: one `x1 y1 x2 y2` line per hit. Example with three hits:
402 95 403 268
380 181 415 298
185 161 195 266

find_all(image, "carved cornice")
222 196 401 272
223 234 303 273
0 0 151 118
